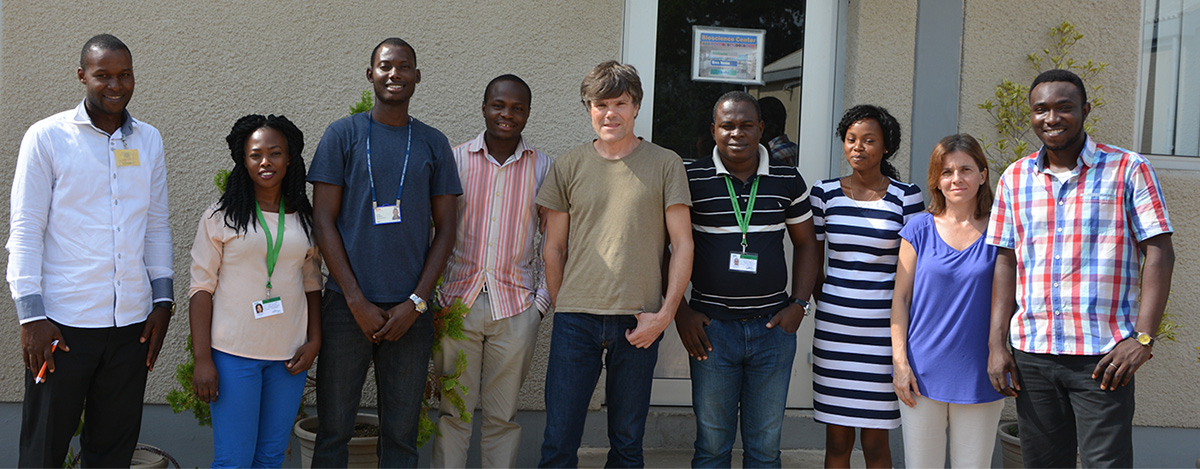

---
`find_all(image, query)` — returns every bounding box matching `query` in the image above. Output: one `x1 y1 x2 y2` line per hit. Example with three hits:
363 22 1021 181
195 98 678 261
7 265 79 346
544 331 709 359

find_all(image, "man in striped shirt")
986 69 1175 468
676 91 821 467
432 74 551 468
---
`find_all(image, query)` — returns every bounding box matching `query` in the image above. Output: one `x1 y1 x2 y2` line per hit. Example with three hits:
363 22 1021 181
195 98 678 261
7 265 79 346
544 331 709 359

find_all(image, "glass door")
623 0 819 408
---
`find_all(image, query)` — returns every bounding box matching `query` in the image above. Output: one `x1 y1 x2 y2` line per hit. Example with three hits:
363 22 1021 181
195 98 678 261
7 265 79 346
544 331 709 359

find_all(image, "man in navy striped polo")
675 91 822 468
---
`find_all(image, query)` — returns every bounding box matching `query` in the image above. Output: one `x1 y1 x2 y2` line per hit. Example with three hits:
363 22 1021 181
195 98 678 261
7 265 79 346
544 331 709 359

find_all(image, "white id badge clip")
373 201 402 225
253 297 284 319
729 251 759 274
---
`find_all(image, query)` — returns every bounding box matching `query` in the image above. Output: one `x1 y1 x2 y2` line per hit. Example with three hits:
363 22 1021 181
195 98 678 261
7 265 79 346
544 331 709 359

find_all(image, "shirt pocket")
1080 192 1120 235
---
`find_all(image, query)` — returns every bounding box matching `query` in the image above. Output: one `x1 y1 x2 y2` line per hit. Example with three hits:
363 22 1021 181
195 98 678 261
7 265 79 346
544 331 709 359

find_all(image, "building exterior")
1 0 1197 465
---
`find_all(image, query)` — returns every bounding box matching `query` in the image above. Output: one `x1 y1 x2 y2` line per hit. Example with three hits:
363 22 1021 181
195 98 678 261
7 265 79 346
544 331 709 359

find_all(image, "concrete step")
577 447 867 468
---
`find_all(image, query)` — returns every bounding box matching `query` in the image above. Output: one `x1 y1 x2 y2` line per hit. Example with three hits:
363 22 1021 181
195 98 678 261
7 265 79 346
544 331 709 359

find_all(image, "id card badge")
253 297 284 319
729 251 759 274
114 149 140 166
373 201 402 225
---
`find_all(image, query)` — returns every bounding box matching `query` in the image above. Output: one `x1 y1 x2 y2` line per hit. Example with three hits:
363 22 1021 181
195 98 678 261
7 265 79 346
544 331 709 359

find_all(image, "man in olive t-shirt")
535 61 693 468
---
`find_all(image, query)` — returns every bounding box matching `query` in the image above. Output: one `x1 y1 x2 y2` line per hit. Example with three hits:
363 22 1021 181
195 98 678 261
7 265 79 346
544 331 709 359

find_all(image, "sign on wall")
691 26 766 85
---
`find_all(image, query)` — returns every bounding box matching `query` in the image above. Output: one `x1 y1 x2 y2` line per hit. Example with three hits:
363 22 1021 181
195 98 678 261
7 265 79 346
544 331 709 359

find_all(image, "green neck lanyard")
254 198 286 298
723 175 759 253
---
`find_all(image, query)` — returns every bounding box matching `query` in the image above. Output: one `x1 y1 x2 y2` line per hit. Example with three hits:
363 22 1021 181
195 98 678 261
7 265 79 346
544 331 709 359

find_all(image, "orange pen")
34 340 59 384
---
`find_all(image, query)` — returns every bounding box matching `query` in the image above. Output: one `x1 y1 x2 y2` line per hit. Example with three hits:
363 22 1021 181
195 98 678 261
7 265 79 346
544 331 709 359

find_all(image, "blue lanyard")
365 111 412 208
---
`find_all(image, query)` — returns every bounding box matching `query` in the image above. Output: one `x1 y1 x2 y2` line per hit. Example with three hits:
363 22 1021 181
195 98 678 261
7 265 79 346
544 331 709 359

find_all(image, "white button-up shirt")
7 100 173 328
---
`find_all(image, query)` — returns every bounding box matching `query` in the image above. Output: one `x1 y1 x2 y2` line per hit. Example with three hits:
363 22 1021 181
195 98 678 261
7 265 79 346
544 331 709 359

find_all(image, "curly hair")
215 114 313 239
836 104 902 181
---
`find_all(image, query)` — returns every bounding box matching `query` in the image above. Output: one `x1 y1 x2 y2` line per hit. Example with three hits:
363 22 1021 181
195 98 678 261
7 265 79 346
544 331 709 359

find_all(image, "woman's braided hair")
215 114 313 239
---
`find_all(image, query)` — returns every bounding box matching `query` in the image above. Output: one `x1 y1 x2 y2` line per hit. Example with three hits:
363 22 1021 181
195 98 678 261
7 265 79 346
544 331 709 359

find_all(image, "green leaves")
977 21 1108 175
349 90 373 116
166 335 212 427
417 282 474 447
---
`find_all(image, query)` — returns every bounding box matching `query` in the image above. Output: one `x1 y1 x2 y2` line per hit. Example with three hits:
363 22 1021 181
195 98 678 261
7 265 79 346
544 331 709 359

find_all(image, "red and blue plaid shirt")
986 136 1172 355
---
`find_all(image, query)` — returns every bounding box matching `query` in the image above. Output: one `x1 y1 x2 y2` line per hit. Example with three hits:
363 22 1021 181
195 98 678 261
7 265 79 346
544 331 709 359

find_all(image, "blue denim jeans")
539 313 662 468
689 315 796 468
209 349 306 468
312 290 434 468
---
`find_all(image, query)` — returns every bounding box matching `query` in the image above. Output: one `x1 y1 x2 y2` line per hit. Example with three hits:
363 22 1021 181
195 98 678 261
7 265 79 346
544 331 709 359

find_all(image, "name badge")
729 251 758 274
114 149 140 167
253 297 284 319
374 203 402 225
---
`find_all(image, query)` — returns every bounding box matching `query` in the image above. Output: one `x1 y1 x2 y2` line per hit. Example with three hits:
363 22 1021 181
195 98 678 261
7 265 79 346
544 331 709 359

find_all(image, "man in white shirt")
6 34 173 467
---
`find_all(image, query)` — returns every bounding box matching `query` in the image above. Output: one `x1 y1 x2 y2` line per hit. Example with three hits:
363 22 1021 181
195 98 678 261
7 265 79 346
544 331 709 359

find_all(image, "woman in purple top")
890 134 1005 468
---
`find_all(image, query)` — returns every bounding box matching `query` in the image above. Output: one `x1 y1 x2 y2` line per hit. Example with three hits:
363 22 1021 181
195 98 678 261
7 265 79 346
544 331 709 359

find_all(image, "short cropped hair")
80 34 131 69
580 61 642 108
926 133 993 219
371 37 416 67
759 96 787 135
712 91 761 122
1030 68 1087 104
483 74 532 106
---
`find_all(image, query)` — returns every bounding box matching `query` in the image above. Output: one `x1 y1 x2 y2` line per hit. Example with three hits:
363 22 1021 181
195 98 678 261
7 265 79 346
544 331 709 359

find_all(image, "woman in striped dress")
810 105 924 468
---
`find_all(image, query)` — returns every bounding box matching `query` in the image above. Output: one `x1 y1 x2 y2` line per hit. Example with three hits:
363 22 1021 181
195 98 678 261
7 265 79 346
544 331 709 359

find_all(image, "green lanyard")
254 198 286 298
723 175 759 253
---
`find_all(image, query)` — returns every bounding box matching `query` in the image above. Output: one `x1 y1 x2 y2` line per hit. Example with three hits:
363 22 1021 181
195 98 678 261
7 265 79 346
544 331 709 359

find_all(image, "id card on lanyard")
726 174 760 274
366 111 412 225
253 199 286 318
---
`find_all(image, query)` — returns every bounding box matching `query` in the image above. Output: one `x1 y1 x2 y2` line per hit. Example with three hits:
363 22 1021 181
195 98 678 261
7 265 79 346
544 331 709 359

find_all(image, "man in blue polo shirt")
307 37 462 467
676 91 821 468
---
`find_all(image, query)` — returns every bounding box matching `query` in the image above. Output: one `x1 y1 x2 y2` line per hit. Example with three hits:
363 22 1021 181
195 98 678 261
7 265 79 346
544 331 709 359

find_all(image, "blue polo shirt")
308 112 462 302
686 146 812 321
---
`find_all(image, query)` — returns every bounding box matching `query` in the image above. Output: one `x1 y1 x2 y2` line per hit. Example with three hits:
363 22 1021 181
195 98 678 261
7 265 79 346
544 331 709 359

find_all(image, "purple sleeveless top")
900 212 1004 404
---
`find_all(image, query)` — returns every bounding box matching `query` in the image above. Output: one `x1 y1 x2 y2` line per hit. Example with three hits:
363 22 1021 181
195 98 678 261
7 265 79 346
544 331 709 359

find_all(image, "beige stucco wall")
844 0 1200 429
959 0 1200 428
0 1 622 410
841 0 919 179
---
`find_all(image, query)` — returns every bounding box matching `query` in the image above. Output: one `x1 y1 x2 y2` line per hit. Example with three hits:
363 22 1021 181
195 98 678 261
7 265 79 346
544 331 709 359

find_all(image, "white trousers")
898 394 1004 469
431 293 542 468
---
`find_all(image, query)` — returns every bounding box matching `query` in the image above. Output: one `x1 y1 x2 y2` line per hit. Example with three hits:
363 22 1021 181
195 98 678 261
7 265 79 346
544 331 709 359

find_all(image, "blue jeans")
539 313 661 468
689 315 796 468
1013 350 1134 468
312 291 434 468
209 349 307 468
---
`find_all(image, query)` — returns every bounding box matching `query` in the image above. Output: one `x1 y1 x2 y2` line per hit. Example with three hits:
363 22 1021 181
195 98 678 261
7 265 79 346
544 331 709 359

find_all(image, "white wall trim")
622 0 659 141
1145 154 1200 172
798 0 848 183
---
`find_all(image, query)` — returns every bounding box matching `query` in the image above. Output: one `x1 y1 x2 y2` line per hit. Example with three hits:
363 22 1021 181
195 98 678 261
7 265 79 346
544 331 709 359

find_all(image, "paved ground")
578 447 867 468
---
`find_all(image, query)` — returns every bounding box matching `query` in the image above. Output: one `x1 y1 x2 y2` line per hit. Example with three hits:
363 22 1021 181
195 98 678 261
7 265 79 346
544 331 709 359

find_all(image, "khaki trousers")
432 293 541 468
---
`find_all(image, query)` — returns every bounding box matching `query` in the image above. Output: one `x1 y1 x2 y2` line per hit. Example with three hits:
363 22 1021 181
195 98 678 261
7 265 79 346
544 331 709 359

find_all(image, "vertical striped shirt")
986 136 1172 355
439 132 552 320
685 146 812 320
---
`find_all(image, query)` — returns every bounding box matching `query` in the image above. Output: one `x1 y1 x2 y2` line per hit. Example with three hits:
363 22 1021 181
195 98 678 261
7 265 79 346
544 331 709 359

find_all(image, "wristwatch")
790 297 811 315
153 301 175 317
409 293 428 314
1134 331 1156 347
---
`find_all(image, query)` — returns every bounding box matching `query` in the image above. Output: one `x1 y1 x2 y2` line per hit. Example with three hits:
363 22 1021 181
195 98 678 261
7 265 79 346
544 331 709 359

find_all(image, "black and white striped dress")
810 178 924 429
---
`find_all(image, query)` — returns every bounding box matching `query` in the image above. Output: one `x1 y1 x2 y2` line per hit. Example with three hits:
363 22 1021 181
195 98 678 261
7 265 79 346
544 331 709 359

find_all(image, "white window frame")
1136 0 1200 171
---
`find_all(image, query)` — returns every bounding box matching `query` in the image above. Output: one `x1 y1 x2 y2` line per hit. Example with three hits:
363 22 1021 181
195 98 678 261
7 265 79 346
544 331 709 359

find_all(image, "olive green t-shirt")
536 139 691 315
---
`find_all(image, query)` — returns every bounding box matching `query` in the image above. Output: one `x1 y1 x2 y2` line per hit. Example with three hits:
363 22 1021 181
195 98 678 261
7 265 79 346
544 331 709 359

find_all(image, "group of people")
8 32 1173 469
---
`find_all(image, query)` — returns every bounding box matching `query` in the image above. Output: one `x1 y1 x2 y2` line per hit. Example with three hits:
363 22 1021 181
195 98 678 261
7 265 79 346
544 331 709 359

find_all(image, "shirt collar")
466 131 533 165
711 144 771 177
1034 134 1097 173
70 99 135 137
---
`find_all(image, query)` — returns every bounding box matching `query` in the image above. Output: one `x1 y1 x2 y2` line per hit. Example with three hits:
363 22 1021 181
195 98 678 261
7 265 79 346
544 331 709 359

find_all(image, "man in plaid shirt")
985 69 1175 468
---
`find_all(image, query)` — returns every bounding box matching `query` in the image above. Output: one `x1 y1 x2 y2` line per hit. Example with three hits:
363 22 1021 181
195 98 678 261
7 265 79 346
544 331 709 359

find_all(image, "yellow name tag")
114 149 140 167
